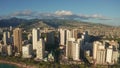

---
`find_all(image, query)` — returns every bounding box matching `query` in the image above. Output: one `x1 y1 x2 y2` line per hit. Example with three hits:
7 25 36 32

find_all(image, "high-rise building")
93 41 103 60
66 41 73 59
106 48 113 63
22 44 33 58
7 45 12 56
32 28 40 50
0 45 7 56
13 28 22 53
46 31 55 45
95 42 105 64
93 40 119 64
72 42 80 61
0 44 2 53
72 29 80 40
28 33 32 41
83 31 89 42
96 49 106 64
59 29 71 46
66 30 72 41
112 51 119 64
66 38 81 61
3 31 10 45
36 38 45 60
9 26 13 31
77 38 84 50
59 29 66 46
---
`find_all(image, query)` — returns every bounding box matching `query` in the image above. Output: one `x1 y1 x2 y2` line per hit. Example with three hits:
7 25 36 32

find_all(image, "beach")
0 60 37 68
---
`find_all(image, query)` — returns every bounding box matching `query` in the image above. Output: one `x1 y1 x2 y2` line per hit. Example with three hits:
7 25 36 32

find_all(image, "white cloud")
91 14 112 20
78 14 112 20
91 14 102 18
0 10 112 20
55 10 73 15
12 10 35 16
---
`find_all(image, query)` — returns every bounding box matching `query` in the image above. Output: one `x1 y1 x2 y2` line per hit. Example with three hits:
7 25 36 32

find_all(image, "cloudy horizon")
0 0 120 26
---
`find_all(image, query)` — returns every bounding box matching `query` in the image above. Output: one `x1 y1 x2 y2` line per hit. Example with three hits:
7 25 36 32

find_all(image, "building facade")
7 45 12 56
36 38 45 60
3 31 10 45
22 44 33 58
96 49 106 64
13 28 22 53
32 28 40 50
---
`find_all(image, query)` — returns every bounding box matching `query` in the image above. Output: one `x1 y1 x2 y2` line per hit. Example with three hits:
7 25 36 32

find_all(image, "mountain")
0 18 112 29
0 17 28 27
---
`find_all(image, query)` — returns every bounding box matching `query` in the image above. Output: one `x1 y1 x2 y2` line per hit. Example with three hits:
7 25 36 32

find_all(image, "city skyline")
0 0 120 26
0 26 120 67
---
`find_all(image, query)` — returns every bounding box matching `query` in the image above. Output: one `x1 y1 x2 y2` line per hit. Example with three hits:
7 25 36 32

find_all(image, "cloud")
55 10 112 20
0 10 112 20
11 10 34 16
90 14 112 20
55 10 73 15
78 14 112 20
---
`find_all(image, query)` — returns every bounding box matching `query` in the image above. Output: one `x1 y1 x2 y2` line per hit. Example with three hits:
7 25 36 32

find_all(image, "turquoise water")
0 63 17 68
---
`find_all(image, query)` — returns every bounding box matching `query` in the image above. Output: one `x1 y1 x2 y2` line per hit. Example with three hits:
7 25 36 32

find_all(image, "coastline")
0 60 37 68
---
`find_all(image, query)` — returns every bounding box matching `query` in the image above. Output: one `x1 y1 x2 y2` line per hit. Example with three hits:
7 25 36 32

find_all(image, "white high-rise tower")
59 29 71 46
32 28 40 50
36 38 45 59
3 31 10 45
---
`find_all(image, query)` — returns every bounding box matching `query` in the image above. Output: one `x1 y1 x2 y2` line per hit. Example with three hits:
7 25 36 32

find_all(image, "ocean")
0 63 17 68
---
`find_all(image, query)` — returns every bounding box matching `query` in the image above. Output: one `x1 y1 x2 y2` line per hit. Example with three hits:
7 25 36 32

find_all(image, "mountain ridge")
0 18 113 28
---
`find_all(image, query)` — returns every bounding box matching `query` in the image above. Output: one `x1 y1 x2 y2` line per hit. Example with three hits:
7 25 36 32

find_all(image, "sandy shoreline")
0 60 37 68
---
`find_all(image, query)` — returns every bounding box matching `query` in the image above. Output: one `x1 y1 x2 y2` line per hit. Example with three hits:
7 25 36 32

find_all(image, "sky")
0 0 120 26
